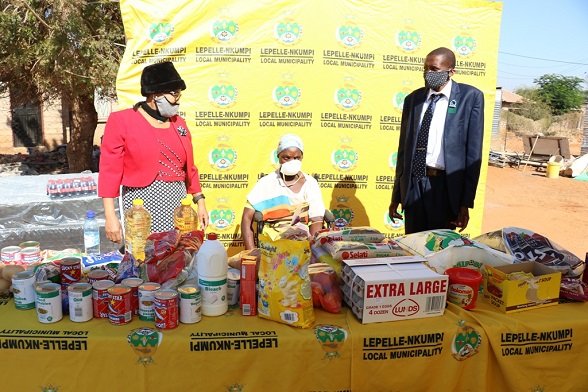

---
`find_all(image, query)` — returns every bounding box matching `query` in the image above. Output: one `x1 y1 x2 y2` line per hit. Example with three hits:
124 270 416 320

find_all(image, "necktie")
412 94 442 178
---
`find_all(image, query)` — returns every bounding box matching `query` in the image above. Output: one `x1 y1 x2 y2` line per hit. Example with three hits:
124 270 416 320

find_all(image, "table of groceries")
1 296 587 392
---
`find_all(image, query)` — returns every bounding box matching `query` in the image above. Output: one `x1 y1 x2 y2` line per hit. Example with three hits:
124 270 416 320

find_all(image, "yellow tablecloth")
1 297 587 391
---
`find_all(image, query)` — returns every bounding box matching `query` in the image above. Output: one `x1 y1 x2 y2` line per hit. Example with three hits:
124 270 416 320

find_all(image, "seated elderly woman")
241 134 326 250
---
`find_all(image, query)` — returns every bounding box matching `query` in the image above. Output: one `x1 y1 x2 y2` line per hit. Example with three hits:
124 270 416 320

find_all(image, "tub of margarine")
445 268 483 310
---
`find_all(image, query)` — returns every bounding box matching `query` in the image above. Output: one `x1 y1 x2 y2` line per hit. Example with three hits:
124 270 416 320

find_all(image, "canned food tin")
1 246 22 264
34 280 51 289
12 270 36 310
19 241 40 250
87 269 110 285
20 247 41 264
60 257 82 285
227 268 241 307
35 283 63 323
178 284 201 324
121 277 143 315
138 282 161 321
154 289 179 330
68 282 93 322
107 284 133 325
92 280 115 318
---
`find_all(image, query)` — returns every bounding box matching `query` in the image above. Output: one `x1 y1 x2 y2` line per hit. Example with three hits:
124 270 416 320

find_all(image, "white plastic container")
197 233 228 316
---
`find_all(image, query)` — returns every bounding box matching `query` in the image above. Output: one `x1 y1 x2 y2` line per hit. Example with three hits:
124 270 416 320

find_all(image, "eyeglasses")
167 90 182 99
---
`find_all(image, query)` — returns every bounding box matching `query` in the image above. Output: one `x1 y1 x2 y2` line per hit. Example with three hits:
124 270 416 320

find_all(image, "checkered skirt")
122 180 186 233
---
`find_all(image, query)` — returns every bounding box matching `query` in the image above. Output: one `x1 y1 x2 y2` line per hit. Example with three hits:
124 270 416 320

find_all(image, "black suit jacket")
391 81 484 215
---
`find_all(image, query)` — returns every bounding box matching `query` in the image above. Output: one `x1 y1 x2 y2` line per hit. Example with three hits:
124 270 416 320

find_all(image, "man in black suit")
389 47 484 234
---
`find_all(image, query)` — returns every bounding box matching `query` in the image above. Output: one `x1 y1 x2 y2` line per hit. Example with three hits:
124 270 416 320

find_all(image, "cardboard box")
342 261 448 323
240 257 257 316
483 262 561 313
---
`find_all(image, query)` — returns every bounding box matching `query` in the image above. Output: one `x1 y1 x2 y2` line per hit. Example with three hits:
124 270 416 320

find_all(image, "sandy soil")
482 136 587 260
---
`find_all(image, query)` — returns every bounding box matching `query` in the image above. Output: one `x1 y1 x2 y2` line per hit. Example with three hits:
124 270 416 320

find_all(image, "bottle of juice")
124 199 152 262
173 197 199 234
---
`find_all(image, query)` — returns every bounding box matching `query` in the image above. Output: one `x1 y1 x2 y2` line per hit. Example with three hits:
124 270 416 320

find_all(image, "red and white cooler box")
341 256 449 323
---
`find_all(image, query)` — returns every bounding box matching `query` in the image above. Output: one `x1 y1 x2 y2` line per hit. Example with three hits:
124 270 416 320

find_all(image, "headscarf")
277 134 304 155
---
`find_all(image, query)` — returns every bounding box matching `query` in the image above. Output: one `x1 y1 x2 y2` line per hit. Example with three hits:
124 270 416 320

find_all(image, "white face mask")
154 95 180 118
280 159 302 176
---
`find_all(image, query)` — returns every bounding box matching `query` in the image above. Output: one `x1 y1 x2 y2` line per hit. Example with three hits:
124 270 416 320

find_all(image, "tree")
513 87 552 121
0 0 125 172
533 74 584 116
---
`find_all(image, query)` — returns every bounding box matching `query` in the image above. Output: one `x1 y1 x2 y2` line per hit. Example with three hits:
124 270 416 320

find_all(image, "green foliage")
533 74 584 116
0 1 125 171
504 110 552 135
0 1 125 104
514 99 552 122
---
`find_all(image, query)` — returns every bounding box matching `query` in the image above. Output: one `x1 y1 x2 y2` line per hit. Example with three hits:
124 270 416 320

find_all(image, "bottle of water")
197 233 228 316
84 210 100 254
173 197 199 234
124 199 152 262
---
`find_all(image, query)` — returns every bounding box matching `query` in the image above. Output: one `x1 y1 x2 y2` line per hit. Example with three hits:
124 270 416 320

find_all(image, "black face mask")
424 70 450 90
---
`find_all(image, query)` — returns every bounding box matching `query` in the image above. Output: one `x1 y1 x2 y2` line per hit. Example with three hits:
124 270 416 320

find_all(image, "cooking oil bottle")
173 197 199 234
124 199 152 262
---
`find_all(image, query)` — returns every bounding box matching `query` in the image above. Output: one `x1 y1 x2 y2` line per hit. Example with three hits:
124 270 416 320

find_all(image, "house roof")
501 89 523 104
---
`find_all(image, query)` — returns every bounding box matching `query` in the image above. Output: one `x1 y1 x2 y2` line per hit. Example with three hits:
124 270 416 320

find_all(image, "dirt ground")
482 135 587 260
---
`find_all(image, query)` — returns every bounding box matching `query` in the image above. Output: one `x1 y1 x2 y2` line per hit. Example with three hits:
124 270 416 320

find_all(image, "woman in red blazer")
99 61 208 243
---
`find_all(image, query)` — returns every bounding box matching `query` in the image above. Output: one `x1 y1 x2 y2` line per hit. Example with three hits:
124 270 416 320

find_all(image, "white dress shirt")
418 79 453 170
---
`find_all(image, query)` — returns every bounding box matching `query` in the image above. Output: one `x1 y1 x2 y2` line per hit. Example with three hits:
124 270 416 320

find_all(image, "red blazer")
98 108 202 198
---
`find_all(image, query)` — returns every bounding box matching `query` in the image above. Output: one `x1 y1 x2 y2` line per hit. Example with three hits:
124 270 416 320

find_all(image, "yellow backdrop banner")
117 0 503 254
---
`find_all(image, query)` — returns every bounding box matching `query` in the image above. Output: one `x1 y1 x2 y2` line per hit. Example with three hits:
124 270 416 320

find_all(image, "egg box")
342 260 448 323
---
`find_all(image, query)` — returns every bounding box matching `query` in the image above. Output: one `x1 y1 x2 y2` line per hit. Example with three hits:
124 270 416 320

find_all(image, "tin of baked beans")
92 280 115 318
122 277 143 315
107 284 133 325
20 247 41 264
20 241 40 250
35 282 62 323
138 282 161 321
227 267 241 307
1 246 22 264
87 269 110 285
154 289 179 330
60 257 82 285
12 270 36 310
68 282 93 322
178 284 201 324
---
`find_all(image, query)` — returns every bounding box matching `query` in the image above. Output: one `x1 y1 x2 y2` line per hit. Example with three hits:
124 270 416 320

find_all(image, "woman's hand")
196 202 209 231
103 197 123 243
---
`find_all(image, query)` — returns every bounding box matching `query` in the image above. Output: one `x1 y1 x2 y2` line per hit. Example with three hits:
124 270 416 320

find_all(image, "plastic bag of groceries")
474 227 585 278
258 228 314 328
394 229 516 275
308 263 342 313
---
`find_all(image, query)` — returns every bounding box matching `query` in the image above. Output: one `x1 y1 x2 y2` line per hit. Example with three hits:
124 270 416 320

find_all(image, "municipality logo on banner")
453 26 477 58
336 17 363 48
331 195 354 228
395 19 422 53
393 81 413 112
148 22 174 45
273 74 302 110
210 196 236 231
209 135 237 171
210 9 239 43
209 73 238 108
274 12 303 45
335 77 361 111
331 136 358 171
